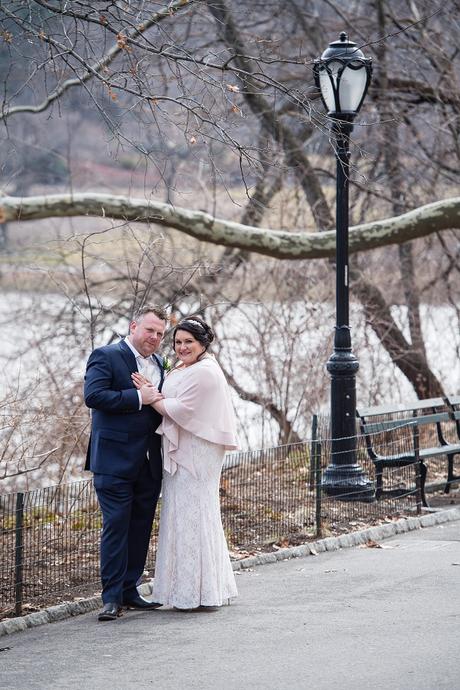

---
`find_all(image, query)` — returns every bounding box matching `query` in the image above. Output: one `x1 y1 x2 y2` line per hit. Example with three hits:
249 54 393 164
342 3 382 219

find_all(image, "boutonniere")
163 356 172 372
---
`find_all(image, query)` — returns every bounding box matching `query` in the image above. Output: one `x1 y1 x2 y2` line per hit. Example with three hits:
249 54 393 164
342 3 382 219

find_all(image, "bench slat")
372 445 460 464
420 444 460 458
357 397 445 417
445 396 460 422
360 419 416 434
359 413 452 435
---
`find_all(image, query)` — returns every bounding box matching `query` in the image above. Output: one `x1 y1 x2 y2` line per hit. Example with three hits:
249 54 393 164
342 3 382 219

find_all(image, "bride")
132 315 238 610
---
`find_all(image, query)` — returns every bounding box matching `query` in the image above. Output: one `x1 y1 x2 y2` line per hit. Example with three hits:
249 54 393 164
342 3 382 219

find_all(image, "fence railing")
0 421 433 619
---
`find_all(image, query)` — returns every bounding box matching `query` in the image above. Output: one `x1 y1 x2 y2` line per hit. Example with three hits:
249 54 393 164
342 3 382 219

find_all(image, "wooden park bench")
356 397 460 507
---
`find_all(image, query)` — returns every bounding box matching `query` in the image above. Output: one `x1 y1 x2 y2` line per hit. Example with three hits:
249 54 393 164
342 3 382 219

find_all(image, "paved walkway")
1 519 459 690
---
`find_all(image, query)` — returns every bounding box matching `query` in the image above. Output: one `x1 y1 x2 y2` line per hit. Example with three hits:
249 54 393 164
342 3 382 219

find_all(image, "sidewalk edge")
2 506 459 637
231 506 460 570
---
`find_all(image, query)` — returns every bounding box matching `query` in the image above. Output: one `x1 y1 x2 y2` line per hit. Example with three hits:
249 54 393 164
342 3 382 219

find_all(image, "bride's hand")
151 390 164 404
131 372 150 389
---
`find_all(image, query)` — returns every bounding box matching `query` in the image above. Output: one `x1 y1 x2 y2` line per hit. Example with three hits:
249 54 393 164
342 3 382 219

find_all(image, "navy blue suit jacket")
84 340 164 480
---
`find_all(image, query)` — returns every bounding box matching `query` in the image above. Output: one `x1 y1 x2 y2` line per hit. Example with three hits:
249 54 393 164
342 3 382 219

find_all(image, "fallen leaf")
359 539 382 548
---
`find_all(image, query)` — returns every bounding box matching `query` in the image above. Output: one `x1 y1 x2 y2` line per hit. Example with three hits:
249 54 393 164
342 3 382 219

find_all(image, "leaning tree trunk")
353 274 445 398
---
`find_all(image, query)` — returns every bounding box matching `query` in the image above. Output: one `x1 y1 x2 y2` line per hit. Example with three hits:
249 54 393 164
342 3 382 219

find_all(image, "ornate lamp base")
321 464 375 502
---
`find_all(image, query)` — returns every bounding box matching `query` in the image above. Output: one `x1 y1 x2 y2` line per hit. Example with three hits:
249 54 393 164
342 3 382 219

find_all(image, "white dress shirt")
124 337 161 410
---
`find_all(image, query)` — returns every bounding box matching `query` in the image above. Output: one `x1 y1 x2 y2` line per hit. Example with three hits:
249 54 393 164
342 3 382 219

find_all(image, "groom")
84 305 167 621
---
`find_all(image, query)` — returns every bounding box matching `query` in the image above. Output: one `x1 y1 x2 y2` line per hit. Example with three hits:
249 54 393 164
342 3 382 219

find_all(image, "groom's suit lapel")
118 339 137 373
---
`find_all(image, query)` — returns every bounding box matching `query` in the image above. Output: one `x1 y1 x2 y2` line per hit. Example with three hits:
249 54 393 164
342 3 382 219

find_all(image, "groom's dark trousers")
84 340 164 604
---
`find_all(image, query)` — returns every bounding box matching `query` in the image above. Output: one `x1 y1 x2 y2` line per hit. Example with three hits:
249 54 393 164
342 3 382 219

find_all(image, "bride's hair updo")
173 315 215 351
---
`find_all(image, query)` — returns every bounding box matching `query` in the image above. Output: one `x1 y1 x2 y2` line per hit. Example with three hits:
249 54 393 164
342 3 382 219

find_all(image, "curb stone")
1 506 459 637
0 597 102 637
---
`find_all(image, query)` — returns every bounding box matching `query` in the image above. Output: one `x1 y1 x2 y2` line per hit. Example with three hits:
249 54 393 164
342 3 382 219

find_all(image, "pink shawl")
156 357 238 476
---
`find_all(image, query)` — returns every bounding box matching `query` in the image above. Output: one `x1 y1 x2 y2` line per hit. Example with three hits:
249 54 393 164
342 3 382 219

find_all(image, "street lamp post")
314 33 374 501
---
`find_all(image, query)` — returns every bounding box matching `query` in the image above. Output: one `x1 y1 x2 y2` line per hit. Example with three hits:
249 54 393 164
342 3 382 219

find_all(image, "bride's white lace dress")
151 361 238 608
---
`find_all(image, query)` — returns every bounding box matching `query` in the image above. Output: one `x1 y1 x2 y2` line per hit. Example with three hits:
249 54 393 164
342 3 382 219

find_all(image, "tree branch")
1 193 459 259
0 0 188 121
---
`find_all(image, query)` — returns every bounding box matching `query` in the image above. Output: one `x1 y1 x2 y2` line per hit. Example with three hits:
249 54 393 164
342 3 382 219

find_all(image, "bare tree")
0 1 459 481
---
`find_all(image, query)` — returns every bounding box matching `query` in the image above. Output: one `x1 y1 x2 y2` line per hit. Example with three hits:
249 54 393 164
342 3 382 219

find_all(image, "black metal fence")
2 416 451 619
1 482 101 618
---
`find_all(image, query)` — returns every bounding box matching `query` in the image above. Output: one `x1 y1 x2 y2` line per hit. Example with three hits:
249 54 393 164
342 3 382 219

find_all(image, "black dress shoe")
123 595 162 610
98 602 123 621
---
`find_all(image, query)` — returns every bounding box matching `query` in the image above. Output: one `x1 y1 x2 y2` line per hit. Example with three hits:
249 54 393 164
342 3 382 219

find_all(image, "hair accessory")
181 319 205 330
